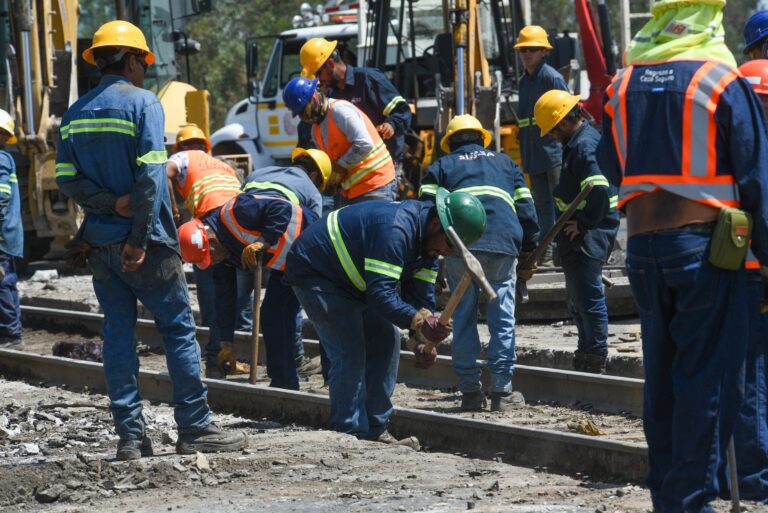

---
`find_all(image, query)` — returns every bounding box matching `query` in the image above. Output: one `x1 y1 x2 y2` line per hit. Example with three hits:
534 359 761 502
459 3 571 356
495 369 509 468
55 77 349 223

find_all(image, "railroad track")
8 305 648 481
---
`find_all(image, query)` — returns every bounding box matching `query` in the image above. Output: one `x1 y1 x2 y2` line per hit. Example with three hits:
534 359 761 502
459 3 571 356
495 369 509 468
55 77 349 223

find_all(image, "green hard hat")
435 187 487 246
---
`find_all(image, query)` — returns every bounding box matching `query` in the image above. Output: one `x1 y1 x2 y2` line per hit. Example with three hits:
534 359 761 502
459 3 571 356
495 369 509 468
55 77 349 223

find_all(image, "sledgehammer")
423 226 498 354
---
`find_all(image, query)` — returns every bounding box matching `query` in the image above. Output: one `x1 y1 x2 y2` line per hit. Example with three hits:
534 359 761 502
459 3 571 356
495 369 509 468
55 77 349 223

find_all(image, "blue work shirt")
55 75 176 249
554 122 619 262
419 143 539 257
204 193 318 269
0 150 22 257
328 65 412 163
517 61 569 175
598 60 768 265
242 166 322 218
284 200 439 329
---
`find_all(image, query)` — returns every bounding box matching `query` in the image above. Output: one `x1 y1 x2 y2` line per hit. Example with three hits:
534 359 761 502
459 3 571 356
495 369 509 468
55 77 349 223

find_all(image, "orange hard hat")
739 59 768 95
178 218 211 270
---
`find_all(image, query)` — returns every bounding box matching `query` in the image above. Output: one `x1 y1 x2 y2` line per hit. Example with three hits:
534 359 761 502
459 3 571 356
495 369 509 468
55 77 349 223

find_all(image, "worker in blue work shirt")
534 91 619 375
419 115 539 412
515 25 570 265
597 1 768 511
241 148 331 378
55 20 246 460
284 189 486 447
0 110 23 349
178 192 318 391
300 38 412 193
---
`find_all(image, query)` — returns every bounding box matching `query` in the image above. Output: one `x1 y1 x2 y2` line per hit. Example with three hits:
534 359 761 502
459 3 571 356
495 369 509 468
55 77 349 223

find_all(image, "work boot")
460 391 486 412
0 337 23 350
377 431 420 451
490 391 525 412
176 423 248 455
116 435 153 461
205 365 225 380
296 355 322 377
574 352 607 374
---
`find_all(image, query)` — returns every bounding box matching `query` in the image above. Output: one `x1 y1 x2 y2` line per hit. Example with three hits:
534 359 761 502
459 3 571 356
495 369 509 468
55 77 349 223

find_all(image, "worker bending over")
419 115 538 412
283 76 396 206
534 91 619 374
0 110 22 349
598 1 768 511
284 189 486 446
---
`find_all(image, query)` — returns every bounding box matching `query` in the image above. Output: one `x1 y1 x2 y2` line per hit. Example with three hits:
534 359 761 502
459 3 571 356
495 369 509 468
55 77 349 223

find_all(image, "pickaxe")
423 225 498 354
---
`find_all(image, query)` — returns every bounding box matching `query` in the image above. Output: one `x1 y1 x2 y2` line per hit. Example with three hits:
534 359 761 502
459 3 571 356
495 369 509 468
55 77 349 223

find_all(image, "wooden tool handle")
422 273 473 356
249 257 263 385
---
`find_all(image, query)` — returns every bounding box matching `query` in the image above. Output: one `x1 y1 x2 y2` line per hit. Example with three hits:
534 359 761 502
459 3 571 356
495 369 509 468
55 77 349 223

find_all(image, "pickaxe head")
445 226 497 302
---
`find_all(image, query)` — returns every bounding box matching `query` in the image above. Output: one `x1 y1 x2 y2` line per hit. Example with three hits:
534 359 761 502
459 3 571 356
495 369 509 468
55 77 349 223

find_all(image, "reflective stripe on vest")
610 63 740 210
518 117 536 128
243 181 300 205
745 247 760 270
327 209 366 291
220 194 303 271
312 100 395 198
178 152 241 218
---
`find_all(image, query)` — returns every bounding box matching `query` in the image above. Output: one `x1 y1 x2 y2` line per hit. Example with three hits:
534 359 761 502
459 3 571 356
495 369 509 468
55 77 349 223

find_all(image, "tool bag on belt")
709 207 752 270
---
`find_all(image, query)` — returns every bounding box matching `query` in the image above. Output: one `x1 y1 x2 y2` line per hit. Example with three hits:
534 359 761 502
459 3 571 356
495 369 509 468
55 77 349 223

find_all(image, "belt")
649 222 716 235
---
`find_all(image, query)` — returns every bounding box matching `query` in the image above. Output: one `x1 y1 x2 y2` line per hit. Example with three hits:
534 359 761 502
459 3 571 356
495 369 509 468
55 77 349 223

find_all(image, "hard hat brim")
435 187 452 234
172 138 211 154
82 46 156 67
539 95 581 137
513 41 553 50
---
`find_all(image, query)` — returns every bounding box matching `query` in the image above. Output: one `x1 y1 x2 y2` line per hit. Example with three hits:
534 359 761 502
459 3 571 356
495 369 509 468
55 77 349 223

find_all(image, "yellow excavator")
0 0 212 260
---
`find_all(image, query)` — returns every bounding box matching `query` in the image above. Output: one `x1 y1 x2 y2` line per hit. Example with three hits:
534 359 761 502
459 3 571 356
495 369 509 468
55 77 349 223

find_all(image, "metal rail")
0 348 648 481
20 305 644 416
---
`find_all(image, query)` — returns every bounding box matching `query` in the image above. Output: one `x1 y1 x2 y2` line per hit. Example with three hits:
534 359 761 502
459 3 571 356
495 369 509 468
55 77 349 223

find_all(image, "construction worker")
284 189 486 445
241 148 330 377
178 191 318 390
534 91 619 375
166 124 253 379
0 110 22 349
515 25 570 265
282 76 397 206
720 58 768 502
597 1 768 511
418 115 538 412
55 20 246 459
744 10 768 59
299 38 412 185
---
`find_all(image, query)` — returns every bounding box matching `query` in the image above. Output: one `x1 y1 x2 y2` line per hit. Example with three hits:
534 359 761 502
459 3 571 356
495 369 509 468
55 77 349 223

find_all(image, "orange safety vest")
606 62 741 210
312 99 395 199
219 194 303 271
176 151 242 218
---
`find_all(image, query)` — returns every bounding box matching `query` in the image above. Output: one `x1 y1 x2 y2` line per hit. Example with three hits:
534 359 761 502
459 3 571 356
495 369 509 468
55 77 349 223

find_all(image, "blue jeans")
336 179 397 208
626 230 748 513
0 253 21 342
88 244 211 439
293 279 399 438
200 263 253 365
261 270 300 390
561 251 608 356
445 252 517 393
528 167 560 258
235 267 254 332
193 265 221 349
729 276 768 501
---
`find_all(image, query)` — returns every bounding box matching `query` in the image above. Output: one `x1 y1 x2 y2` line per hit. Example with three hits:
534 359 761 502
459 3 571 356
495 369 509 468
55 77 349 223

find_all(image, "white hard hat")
0 110 16 144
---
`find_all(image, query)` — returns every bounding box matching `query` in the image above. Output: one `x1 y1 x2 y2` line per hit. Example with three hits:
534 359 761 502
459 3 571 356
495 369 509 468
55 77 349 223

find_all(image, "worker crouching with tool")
178 191 318 391
284 189 486 447
419 115 539 412
534 91 619 374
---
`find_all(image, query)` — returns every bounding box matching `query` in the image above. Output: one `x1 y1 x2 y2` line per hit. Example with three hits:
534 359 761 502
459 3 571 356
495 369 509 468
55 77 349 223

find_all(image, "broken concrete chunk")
195 452 210 471
35 483 67 503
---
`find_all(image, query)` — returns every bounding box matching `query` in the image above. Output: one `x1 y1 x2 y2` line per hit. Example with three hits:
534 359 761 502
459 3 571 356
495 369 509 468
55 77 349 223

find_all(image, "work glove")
216 346 237 375
516 251 537 283
64 238 92 270
420 315 452 344
241 241 265 269
409 308 432 332
413 343 438 369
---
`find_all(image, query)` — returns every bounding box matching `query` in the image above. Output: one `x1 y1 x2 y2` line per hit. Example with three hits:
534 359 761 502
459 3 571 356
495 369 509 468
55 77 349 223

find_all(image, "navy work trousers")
561 251 609 357
0 252 21 342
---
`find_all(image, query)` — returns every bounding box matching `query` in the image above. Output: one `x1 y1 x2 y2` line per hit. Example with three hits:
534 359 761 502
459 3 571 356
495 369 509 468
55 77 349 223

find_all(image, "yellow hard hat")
440 115 492 154
300 38 338 79
172 124 211 153
0 109 16 145
514 25 553 49
292 147 331 192
82 20 155 67
534 90 581 137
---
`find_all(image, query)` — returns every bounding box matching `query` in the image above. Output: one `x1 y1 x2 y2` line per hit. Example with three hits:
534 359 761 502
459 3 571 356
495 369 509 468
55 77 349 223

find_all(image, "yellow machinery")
0 0 211 259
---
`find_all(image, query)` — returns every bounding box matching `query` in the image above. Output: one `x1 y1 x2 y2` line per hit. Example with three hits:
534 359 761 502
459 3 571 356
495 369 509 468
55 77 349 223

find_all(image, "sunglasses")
131 52 149 72
517 47 544 54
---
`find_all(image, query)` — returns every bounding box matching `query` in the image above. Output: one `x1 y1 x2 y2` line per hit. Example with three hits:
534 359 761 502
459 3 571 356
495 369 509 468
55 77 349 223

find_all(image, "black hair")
563 104 582 123
294 155 319 176
449 131 484 152
328 49 342 64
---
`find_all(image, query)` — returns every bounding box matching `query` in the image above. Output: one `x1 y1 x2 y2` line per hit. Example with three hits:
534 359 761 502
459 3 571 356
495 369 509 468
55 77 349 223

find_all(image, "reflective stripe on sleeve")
513 187 533 201
243 181 300 205
55 163 77 178
580 175 609 189
364 258 403 280
383 96 406 116
413 268 438 284
136 150 168 166
419 183 439 197
0 183 11 194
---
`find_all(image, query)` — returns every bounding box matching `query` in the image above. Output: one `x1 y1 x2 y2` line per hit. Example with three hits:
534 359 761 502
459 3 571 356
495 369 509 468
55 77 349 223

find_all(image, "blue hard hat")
283 77 319 116
744 11 768 52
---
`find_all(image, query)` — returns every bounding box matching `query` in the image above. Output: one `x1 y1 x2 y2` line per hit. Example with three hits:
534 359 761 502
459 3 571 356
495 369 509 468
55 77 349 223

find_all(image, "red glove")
413 343 438 369
420 315 451 344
